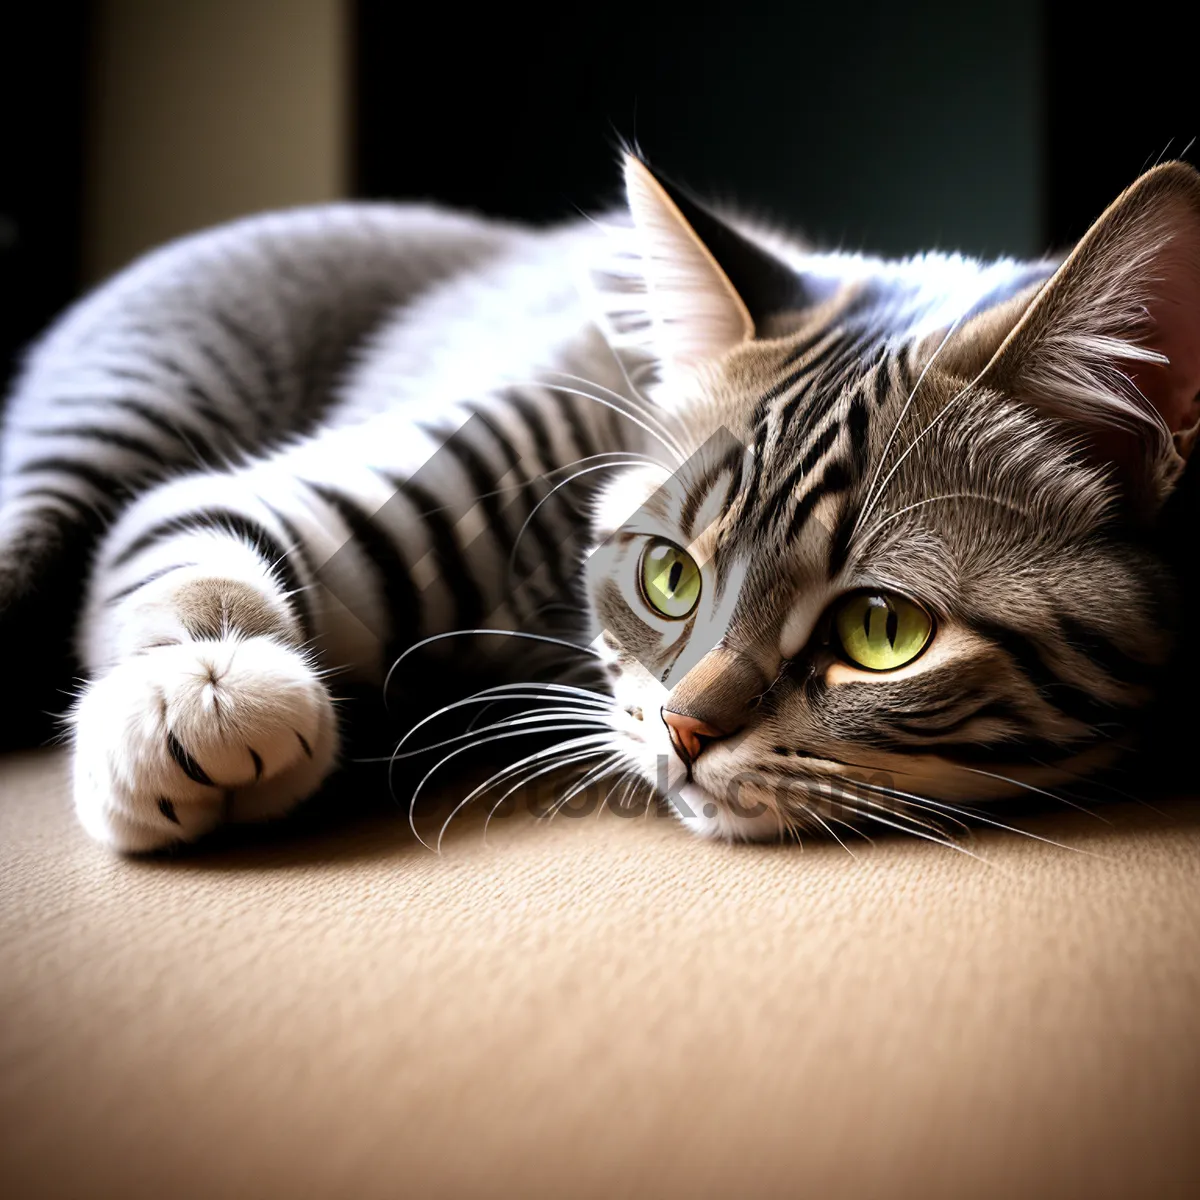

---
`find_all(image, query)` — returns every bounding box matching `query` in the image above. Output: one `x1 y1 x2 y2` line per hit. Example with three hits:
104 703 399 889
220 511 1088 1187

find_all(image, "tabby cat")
2 155 1198 852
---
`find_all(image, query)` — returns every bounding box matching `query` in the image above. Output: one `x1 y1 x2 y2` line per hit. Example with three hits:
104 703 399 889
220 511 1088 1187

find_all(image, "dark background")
2 6 92 394
357 0 1045 256
355 1 1198 252
4 1 1198 392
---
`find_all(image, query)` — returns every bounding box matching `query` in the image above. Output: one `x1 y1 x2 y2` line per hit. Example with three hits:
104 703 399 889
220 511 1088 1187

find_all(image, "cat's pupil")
862 598 899 648
885 607 898 649
668 560 683 595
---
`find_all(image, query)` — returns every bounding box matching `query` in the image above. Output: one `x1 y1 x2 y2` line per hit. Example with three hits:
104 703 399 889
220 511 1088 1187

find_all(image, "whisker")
464 700 506 734
354 690 611 765
856 779 1104 857
853 314 967 536
955 763 1113 823
482 749 616 843
459 682 611 733
400 728 613 851
384 629 602 702
1036 763 1169 817
372 448 654 531
858 491 1034 542
385 681 615 750
440 747 608 852
439 740 613 851
505 379 685 463
364 707 612 764
544 754 623 820
851 780 972 836
539 368 670 431
789 797 858 859
843 790 1001 868
443 679 616 708
826 811 875 848
607 771 650 821
439 746 612 852
855 370 979 531
536 361 681 444
427 740 611 854
597 769 636 821
508 458 659 583
851 785 971 838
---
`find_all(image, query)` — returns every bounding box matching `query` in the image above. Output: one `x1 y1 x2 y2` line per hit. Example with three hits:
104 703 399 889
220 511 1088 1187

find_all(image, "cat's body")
4 157 1199 851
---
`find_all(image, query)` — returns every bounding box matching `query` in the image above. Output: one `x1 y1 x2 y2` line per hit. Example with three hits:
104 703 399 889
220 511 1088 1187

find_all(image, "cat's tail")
0 201 520 747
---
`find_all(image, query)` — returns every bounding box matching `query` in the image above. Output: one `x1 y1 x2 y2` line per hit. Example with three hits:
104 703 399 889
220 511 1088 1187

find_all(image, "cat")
2 154 1198 852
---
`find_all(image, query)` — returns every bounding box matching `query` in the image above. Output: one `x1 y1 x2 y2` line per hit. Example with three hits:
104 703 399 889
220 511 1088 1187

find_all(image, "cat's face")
582 156 1200 839
585 330 1169 838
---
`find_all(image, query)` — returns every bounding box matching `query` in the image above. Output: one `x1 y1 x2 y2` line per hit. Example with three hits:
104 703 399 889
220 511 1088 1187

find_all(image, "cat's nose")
661 710 726 767
660 646 767 766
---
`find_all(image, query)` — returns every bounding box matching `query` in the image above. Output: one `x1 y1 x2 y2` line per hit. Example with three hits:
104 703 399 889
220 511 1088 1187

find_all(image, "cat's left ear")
588 153 807 373
977 161 1200 514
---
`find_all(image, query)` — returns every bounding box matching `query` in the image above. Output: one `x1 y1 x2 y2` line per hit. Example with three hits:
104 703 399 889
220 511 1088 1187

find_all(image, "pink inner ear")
1126 218 1200 443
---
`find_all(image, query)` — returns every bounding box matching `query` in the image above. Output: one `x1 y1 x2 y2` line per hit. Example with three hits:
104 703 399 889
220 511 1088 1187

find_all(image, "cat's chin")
668 783 789 843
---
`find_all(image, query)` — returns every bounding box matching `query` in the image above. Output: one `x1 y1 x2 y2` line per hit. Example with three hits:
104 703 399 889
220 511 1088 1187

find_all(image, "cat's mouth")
669 781 794 841
609 705 833 840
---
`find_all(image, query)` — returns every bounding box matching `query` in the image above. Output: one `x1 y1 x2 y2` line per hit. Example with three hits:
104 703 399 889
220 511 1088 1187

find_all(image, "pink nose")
661 710 725 767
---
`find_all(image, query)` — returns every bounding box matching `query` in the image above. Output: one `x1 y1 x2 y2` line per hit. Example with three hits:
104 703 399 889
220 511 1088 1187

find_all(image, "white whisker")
844 790 1001 868
858 491 1033 542
508 458 658 580
855 373 978 534
364 707 612 764
789 797 858 859
482 748 616 843
955 763 1113 824
505 378 685 464
853 314 966 536
856 779 1104 857
384 629 602 702
437 738 614 851
373 681 615 758
438 746 612 852
545 754 623 820
539 368 668 430
401 728 613 850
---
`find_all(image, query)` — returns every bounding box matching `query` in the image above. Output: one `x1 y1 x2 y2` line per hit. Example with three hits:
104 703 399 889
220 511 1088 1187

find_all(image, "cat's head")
583 155 1200 839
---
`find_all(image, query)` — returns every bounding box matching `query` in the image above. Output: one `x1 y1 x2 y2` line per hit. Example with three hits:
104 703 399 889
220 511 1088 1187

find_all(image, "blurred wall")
86 0 348 282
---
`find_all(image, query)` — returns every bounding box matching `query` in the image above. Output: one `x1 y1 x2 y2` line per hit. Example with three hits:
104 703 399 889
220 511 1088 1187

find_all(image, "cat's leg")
71 472 341 851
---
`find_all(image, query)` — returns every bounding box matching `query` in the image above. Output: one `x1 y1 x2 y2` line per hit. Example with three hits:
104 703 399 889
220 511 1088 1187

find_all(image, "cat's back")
329 216 619 425
333 208 1059 433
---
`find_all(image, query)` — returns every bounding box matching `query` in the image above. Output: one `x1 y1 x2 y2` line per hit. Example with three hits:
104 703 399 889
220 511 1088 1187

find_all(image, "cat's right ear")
585 152 807 377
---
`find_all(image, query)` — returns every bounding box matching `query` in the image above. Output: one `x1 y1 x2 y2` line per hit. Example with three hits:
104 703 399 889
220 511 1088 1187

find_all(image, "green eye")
639 539 701 619
834 591 933 671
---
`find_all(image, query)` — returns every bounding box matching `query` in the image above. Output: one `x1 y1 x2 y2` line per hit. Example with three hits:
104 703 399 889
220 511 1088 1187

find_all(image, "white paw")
72 636 338 851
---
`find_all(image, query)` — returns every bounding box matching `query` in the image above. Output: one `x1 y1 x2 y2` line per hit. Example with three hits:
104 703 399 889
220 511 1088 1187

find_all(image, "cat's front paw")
72 637 337 851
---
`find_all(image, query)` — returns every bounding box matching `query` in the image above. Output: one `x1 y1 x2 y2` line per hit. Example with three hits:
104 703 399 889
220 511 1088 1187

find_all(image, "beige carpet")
2 748 1199 1198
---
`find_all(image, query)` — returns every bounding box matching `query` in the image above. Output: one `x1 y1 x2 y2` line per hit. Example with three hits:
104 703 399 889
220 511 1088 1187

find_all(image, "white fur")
73 633 336 852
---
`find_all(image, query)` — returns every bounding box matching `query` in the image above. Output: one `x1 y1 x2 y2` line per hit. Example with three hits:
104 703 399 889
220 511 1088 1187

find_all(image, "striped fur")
4 157 1198 850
